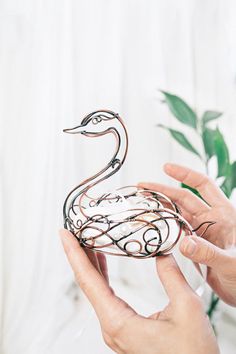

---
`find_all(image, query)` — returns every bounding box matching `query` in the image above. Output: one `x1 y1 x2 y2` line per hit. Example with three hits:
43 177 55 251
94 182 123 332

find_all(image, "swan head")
63 110 122 137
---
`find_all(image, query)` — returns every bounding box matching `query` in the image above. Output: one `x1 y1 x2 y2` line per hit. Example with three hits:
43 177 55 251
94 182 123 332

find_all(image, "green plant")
158 90 236 327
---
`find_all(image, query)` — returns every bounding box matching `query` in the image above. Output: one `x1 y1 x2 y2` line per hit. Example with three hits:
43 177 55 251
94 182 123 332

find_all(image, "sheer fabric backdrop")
1 0 236 353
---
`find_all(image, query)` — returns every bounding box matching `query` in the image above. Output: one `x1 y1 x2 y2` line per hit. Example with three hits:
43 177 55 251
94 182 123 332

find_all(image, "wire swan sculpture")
63 110 214 258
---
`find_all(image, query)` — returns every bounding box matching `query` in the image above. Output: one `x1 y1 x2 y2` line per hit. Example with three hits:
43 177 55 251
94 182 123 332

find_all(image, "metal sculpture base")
65 185 213 259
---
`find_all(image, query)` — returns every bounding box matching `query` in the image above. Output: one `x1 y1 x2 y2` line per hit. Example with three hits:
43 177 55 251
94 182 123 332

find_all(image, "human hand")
139 163 236 306
60 229 218 354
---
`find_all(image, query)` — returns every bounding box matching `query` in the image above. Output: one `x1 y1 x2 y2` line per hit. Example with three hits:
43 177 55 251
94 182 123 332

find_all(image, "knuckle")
204 246 216 263
163 262 177 275
193 174 211 190
109 321 125 340
199 174 210 186
74 267 100 291
102 332 115 348
74 270 89 290
103 326 126 353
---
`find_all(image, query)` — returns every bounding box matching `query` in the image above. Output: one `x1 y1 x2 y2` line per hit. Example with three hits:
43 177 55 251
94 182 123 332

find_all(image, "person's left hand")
60 229 219 354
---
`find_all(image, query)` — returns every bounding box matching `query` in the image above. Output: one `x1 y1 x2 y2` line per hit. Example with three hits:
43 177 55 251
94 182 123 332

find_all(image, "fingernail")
59 229 72 244
183 238 197 256
164 163 172 173
59 229 66 238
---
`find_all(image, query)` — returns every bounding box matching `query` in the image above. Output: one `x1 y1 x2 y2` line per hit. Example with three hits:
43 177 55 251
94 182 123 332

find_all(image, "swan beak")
63 125 85 134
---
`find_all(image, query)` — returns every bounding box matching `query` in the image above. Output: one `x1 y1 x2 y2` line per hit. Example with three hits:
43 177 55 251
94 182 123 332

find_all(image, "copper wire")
63 110 214 258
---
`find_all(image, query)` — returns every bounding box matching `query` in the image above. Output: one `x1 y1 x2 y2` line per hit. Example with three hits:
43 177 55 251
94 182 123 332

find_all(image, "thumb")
180 236 230 269
156 255 193 302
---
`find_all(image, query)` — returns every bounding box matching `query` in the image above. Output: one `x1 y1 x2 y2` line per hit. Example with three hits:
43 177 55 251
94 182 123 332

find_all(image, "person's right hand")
60 229 219 354
139 163 236 306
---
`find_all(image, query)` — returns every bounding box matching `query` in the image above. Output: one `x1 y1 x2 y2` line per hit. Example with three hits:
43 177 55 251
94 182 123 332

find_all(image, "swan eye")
92 116 102 125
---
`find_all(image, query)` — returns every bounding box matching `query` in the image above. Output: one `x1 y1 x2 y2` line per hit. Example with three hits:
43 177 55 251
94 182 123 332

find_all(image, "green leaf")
161 91 197 129
220 177 232 198
158 125 201 157
214 128 230 177
220 161 236 197
181 183 202 199
231 161 236 189
202 128 216 160
202 111 222 125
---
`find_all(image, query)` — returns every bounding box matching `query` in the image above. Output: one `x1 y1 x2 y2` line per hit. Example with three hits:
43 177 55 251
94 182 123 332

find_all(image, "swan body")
63 110 202 258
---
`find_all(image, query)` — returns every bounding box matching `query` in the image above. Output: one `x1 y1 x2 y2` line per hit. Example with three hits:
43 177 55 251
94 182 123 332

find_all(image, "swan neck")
63 123 128 223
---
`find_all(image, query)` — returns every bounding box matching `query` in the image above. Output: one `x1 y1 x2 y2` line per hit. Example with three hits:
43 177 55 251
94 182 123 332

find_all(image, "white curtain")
1 0 236 353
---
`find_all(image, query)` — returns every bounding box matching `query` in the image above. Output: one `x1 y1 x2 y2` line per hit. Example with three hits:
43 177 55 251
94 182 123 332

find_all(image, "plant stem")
207 292 220 319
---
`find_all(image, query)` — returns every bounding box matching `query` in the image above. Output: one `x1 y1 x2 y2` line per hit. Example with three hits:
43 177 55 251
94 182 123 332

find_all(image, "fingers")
84 248 109 283
84 248 101 273
163 163 228 207
97 253 109 283
60 229 134 324
138 182 209 218
179 236 233 270
155 255 193 303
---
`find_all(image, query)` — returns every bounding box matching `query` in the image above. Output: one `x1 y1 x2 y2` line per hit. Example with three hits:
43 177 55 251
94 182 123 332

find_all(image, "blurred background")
1 0 236 353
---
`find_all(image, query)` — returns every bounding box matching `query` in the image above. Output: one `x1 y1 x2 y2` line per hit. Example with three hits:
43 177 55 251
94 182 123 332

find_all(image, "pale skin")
60 231 218 354
59 163 236 353
139 163 236 306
